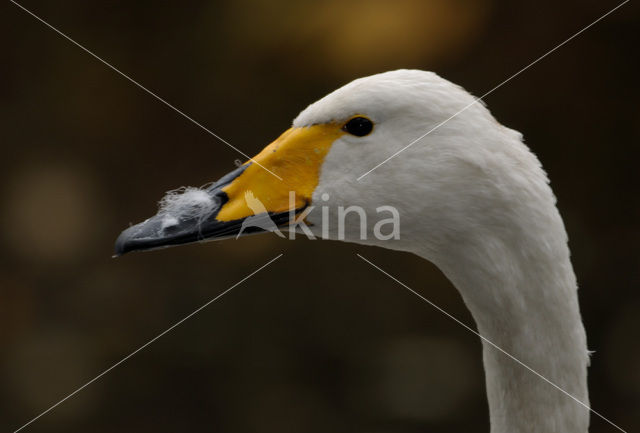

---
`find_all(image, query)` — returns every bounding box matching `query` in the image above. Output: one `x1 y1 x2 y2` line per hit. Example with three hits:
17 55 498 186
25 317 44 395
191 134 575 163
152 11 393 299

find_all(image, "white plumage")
298 70 590 433
116 69 591 433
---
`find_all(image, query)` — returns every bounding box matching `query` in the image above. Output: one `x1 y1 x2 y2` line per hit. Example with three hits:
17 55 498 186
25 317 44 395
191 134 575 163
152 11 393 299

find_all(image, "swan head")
113 70 588 433
115 69 553 259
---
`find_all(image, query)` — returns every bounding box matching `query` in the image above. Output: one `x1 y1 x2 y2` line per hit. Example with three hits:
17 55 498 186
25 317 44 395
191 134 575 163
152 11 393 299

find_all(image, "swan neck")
432 225 590 433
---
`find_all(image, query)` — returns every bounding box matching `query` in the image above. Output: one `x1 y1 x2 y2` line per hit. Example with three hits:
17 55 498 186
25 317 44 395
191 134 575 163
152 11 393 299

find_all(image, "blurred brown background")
1 0 639 432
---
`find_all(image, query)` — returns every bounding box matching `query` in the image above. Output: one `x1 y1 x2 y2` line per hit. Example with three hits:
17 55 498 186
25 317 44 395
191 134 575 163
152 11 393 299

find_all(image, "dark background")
1 0 639 432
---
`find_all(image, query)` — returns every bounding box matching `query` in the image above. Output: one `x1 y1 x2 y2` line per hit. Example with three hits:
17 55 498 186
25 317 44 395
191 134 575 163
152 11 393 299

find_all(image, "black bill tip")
113 164 305 257
114 165 250 257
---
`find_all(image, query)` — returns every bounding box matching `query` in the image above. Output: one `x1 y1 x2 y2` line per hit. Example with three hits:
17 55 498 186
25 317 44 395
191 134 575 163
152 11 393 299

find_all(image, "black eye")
343 116 373 137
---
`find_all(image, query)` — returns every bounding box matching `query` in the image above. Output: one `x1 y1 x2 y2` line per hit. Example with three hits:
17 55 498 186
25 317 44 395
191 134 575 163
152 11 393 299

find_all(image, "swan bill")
114 124 342 256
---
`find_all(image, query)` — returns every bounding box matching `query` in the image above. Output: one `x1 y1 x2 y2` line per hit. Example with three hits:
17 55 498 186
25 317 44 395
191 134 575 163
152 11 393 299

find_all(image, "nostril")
163 223 180 234
160 215 180 234
159 187 217 221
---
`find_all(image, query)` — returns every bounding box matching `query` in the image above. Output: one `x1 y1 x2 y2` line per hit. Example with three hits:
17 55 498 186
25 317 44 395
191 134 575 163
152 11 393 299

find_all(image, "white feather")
300 70 590 433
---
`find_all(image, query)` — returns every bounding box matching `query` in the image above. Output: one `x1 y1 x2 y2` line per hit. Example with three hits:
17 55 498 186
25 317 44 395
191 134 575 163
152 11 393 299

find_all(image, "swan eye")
342 116 373 137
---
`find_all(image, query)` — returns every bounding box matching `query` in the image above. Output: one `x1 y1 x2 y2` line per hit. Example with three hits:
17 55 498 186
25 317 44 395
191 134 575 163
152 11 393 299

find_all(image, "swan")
115 69 590 433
